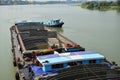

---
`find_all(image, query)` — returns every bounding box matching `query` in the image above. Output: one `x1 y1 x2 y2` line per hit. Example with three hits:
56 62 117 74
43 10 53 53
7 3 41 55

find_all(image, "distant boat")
43 19 64 28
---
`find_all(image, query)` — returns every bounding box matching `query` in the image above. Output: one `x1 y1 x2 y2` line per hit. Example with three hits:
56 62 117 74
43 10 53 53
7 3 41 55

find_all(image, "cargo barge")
10 21 120 80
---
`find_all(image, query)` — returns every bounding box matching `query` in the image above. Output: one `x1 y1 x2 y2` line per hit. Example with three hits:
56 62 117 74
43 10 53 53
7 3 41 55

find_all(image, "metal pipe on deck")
15 26 26 52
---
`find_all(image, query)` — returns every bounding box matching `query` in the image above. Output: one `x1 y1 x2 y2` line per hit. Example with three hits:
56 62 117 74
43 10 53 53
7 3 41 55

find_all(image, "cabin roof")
37 51 105 65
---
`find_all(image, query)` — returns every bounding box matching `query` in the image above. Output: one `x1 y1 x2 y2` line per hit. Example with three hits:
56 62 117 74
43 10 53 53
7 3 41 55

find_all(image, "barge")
10 21 120 80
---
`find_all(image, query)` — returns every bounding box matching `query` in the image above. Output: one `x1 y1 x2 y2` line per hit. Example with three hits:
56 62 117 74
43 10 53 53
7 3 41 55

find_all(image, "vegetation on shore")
80 0 120 11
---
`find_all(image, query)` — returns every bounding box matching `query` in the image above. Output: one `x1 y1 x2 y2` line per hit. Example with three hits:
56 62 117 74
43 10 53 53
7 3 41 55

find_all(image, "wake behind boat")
43 19 64 28
10 21 120 80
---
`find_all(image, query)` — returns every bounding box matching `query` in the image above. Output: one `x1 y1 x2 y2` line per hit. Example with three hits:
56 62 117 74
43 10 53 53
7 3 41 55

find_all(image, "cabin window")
52 64 63 69
89 60 96 64
77 61 82 65
68 62 77 66
96 59 103 64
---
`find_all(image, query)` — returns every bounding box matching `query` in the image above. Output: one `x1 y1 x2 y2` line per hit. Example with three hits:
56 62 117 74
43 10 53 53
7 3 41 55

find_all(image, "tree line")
81 0 120 10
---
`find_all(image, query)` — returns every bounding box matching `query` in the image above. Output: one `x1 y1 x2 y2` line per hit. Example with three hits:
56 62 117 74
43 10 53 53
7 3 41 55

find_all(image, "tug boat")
10 21 120 80
43 19 64 28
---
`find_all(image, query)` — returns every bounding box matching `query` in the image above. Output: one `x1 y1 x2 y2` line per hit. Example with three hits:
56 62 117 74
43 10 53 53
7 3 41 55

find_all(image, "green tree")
87 2 94 9
117 0 120 6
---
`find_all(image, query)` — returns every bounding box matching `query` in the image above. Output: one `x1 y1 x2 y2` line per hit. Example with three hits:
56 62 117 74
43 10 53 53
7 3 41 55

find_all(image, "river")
0 4 120 80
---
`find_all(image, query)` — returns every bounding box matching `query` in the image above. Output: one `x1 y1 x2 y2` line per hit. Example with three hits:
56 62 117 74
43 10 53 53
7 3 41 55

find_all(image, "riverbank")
81 5 120 11
78 1 120 11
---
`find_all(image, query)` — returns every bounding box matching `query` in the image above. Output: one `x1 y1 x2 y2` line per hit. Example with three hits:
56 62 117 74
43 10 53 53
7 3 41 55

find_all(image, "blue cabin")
36 51 105 72
43 19 60 26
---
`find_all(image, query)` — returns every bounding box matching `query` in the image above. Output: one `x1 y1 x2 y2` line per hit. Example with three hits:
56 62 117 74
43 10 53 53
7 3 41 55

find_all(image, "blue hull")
44 22 64 28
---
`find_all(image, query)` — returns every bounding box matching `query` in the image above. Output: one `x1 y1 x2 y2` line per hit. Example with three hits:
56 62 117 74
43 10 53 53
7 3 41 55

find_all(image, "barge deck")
10 21 85 80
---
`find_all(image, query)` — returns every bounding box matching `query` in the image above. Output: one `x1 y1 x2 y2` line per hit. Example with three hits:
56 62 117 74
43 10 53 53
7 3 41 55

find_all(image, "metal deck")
11 28 31 80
